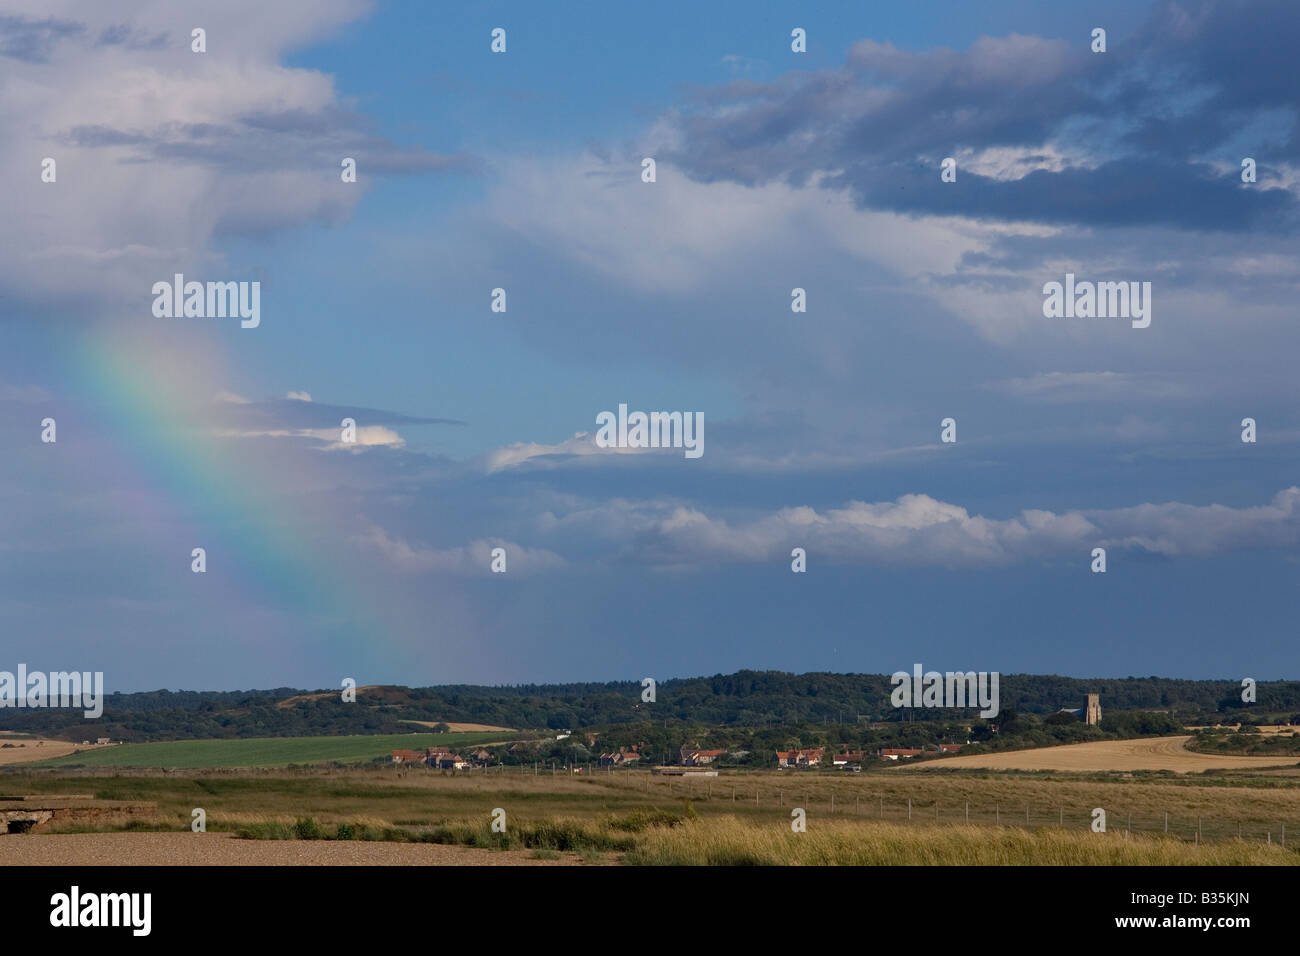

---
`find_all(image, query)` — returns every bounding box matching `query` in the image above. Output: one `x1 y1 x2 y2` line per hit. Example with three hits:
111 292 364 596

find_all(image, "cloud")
986 371 1191 402
204 394 461 450
210 395 460 431
659 8 1300 231
0 13 83 63
0 0 473 323
537 487 1300 570
354 524 566 576
479 431 663 473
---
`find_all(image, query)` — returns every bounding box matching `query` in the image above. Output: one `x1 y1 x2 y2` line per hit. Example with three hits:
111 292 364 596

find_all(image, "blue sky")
1 0 1298 691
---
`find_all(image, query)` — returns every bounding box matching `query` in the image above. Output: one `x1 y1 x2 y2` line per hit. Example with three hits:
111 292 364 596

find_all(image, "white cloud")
354 524 566 576
0 0 450 322
479 431 654 473
527 487 1300 569
212 424 405 449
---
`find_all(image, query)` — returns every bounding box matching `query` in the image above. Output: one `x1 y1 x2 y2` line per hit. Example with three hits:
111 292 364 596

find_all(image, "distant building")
938 743 963 753
776 748 825 769
833 752 865 767
1085 694 1102 725
599 746 642 767
878 748 924 761
391 749 425 764
680 746 727 766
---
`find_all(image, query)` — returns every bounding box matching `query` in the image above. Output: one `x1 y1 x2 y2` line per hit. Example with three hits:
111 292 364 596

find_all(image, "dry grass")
626 816 1299 866
10 763 1300 856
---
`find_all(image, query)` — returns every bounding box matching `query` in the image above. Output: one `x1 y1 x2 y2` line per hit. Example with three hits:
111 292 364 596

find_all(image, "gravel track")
0 832 596 865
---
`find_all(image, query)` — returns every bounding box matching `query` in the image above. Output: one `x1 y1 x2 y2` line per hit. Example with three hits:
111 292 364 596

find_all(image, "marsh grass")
625 817 1300 866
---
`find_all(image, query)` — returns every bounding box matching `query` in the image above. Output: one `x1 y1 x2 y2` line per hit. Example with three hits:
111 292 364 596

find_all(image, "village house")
775 747 825 769
599 746 642 767
680 746 727 767
879 748 924 761
833 751 866 767
390 745 470 769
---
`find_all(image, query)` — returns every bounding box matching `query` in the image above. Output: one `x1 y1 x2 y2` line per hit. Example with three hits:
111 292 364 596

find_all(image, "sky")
1 0 1298 691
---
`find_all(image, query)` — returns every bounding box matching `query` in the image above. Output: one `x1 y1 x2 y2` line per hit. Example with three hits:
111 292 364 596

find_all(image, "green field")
30 732 514 769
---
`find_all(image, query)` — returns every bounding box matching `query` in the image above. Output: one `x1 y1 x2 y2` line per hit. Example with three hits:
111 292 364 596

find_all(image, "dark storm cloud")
212 397 464 433
664 1 1300 232
0 14 83 62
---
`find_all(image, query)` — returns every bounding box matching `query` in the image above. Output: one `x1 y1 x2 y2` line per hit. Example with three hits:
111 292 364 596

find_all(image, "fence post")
831 794 835 813
908 799 912 821
965 802 969 824
1165 812 1168 833
995 804 999 825
1059 807 1063 826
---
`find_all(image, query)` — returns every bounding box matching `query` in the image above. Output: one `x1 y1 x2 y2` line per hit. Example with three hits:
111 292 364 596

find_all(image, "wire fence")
500 763 1299 848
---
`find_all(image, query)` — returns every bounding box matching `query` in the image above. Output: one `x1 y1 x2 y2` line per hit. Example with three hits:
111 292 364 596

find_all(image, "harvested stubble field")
5 761 1299 863
28 732 511 769
0 738 82 765
906 736 1300 773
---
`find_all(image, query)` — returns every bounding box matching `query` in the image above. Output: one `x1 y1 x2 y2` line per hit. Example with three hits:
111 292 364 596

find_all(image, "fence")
484 763 1298 848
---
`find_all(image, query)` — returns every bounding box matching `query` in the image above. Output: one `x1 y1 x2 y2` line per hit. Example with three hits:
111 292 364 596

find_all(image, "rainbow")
73 323 390 673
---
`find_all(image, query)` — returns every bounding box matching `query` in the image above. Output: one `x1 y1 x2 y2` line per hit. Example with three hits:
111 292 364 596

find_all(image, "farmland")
4 757 1300 864
899 735 1300 773
0 737 81 765
28 732 513 769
